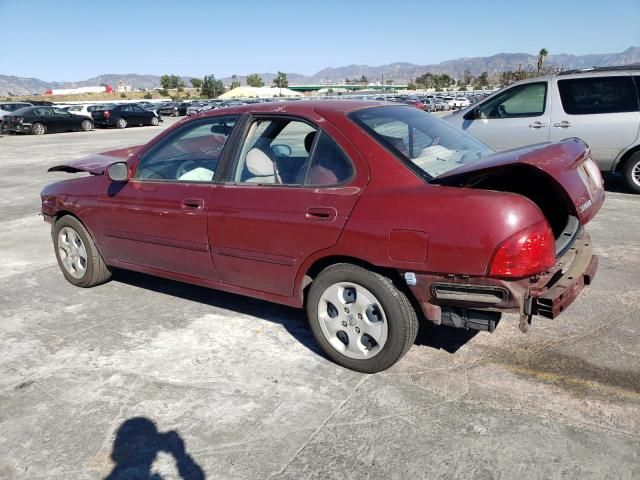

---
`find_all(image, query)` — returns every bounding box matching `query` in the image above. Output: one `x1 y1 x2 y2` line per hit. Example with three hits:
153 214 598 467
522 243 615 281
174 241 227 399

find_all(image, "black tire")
53 215 112 287
150 116 159 126
116 117 128 129
306 263 418 373
31 122 46 135
621 152 640 194
81 119 93 131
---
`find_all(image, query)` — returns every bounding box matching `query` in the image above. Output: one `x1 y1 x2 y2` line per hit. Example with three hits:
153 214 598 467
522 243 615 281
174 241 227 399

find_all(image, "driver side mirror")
107 162 129 182
463 108 480 121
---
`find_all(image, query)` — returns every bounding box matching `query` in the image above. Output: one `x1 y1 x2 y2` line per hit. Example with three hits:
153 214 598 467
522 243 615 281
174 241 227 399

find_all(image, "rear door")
549 75 640 171
208 115 365 297
98 115 239 279
462 81 551 151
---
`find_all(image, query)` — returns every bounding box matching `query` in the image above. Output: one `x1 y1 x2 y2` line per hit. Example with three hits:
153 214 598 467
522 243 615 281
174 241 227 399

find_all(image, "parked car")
446 67 640 192
91 104 160 129
404 99 426 110
42 100 603 373
187 102 215 116
0 102 33 131
156 102 188 117
4 106 93 134
442 96 456 109
432 98 450 111
453 96 471 109
64 104 93 118
28 100 55 106
421 99 436 112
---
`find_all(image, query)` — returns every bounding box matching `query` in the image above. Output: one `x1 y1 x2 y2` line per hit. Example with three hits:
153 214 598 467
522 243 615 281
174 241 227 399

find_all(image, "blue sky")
1 0 638 81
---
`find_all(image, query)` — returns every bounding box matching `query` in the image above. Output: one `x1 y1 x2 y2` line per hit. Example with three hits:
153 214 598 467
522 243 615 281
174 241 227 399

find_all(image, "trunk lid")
433 138 604 225
47 145 141 174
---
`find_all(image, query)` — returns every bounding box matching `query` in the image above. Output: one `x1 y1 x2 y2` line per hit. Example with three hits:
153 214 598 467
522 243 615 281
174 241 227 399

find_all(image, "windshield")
350 105 493 179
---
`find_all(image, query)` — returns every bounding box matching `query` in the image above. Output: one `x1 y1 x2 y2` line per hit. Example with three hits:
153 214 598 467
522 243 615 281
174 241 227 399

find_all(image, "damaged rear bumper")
405 229 597 332
528 230 597 319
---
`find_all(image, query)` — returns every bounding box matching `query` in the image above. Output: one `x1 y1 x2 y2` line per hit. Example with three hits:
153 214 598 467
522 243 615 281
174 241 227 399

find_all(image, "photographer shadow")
104 417 205 480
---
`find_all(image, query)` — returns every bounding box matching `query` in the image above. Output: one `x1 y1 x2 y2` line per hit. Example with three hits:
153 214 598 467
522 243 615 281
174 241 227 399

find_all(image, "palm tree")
537 48 549 75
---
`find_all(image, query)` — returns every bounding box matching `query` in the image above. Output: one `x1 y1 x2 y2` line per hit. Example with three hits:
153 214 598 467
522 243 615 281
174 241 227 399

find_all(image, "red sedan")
41 101 604 373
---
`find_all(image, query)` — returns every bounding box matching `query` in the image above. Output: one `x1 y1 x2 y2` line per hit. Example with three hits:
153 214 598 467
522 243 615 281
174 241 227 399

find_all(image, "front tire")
116 117 128 129
150 116 159 126
622 152 640 194
306 263 418 373
53 215 112 287
81 119 93 131
31 122 46 135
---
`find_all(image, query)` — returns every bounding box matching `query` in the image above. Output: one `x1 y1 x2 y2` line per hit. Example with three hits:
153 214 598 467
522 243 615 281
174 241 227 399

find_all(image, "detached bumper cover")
529 229 597 319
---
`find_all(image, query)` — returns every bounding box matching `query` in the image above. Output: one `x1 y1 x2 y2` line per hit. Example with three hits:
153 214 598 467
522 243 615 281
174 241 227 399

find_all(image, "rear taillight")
489 221 556 278
103 110 111 119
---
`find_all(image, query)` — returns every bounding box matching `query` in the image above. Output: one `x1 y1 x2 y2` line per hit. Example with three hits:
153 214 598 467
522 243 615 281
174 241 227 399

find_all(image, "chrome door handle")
553 121 572 128
528 121 548 129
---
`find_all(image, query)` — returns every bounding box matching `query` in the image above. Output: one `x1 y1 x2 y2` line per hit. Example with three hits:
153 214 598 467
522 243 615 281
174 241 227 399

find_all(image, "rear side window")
303 132 353 186
558 76 638 115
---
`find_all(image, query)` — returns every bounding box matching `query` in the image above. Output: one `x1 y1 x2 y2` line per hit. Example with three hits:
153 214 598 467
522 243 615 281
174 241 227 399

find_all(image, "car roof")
195 99 388 119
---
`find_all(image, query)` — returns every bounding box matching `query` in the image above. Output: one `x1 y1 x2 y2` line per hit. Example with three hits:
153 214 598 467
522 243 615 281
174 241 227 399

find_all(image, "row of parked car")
0 98 277 135
379 93 491 112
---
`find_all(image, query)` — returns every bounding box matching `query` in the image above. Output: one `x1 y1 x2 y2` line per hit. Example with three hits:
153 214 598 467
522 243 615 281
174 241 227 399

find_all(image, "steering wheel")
176 160 198 179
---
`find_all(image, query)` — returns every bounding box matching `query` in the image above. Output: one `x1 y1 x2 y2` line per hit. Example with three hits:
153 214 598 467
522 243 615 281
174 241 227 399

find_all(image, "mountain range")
2 47 638 96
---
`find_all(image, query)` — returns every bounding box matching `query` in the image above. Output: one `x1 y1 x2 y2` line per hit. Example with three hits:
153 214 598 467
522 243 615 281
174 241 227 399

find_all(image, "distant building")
44 85 113 95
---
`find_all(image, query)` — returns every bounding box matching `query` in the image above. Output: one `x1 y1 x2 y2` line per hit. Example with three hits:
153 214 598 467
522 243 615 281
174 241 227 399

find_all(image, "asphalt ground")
0 115 638 479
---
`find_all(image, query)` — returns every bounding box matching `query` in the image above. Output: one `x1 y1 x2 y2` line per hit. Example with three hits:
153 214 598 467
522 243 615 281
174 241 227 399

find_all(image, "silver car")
445 67 640 192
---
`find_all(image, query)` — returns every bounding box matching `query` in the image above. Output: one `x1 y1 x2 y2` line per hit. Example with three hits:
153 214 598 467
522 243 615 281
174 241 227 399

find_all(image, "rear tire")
306 263 418 373
81 119 93 131
53 215 112 287
31 122 46 135
116 117 127 129
622 152 640 194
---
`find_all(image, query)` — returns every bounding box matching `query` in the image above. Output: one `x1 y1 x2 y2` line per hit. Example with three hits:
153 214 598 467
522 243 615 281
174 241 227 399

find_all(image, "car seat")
245 148 280 183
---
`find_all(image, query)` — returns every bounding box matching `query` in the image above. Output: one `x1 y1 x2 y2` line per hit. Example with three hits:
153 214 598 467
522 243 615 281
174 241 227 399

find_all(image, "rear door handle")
528 121 548 129
182 198 204 209
306 207 337 221
553 121 572 128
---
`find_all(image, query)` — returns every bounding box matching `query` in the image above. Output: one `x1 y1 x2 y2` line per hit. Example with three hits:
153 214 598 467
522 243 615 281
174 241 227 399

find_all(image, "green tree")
158 88 169 97
160 74 185 89
246 74 264 87
537 48 549 75
160 75 171 89
462 69 474 87
407 83 417 90
143 92 153 99
359 75 368 84
201 74 225 98
273 71 289 90
475 71 489 87
190 78 202 88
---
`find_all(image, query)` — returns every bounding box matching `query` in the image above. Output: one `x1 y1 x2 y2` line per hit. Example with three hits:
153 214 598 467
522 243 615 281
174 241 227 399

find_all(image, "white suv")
445 67 640 192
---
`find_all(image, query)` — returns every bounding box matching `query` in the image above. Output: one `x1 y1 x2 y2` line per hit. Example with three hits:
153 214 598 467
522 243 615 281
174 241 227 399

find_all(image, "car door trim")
103 228 209 252
212 246 295 266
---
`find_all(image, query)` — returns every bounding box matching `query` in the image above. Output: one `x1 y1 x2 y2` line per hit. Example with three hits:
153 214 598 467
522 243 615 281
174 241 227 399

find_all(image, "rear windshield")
350 105 493 179
1 103 31 111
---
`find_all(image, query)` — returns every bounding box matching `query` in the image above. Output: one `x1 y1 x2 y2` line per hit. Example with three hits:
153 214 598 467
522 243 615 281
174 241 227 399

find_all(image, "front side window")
476 82 547 119
53 107 70 115
134 115 238 182
351 105 492 179
558 76 638 115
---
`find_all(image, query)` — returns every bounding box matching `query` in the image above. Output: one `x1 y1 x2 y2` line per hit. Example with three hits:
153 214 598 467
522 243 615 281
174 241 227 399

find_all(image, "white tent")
219 86 303 99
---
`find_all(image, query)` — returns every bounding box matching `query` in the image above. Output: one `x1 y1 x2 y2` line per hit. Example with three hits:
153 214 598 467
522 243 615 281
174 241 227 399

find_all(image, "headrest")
246 148 274 176
304 131 317 153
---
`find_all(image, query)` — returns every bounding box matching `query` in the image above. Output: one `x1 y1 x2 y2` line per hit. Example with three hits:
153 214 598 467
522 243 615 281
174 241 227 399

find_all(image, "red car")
41 101 604 373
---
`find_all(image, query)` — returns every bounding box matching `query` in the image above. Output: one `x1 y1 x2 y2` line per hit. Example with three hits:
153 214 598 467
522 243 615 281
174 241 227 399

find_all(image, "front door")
98 115 239 280
462 81 551 151
209 116 364 297
549 75 640 171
